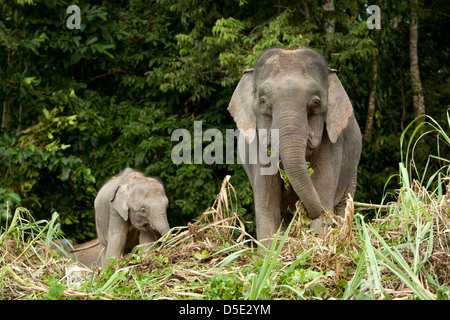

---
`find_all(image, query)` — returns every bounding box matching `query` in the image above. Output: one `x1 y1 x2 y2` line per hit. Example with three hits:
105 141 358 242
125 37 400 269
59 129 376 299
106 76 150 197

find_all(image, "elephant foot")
309 216 327 236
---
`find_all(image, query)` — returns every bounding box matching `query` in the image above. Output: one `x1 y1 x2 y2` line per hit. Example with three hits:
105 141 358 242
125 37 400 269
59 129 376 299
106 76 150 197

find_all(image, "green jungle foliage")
1 0 449 241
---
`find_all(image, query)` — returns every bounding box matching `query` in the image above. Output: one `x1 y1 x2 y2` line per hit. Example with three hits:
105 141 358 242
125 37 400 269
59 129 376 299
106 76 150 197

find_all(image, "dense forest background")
1 0 449 242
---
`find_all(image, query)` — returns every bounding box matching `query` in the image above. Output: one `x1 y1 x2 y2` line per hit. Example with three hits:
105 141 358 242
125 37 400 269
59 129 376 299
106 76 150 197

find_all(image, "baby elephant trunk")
147 212 170 237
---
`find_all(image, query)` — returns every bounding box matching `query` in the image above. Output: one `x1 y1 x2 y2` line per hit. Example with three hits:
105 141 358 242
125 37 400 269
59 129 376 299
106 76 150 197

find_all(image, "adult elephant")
95 168 170 268
228 47 362 244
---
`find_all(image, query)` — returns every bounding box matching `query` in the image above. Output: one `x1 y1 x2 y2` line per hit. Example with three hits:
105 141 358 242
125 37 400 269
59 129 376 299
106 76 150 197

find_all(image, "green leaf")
23 77 36 85
86 37 98 46
45 281 65 300
194 250 209 260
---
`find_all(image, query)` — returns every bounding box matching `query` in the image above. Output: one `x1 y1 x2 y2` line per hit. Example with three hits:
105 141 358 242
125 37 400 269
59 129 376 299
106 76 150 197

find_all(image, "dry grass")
1 175 449 300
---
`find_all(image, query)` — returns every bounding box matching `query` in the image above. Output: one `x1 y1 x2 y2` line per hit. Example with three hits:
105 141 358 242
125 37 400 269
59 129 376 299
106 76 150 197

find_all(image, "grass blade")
98 267 132 294
246 211 298 300
365 222 436 300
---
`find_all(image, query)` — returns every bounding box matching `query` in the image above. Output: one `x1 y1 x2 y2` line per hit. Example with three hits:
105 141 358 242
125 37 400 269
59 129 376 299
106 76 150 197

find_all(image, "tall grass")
246 211 298 300
0 207 131 299
400 110 450 194
343 111 450 300
344 178 447 299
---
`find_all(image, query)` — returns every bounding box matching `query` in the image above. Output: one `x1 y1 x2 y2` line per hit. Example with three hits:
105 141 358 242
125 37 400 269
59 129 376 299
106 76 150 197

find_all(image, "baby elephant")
95 168 170 268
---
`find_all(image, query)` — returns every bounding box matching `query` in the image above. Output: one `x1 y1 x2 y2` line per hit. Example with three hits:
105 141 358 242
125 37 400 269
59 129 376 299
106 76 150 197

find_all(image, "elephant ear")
227 69 256 143
326 71 354 143
110 185 129 221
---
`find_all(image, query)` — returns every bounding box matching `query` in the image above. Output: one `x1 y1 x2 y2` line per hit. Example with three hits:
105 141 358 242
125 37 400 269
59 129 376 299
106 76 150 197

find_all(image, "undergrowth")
1 114 449 300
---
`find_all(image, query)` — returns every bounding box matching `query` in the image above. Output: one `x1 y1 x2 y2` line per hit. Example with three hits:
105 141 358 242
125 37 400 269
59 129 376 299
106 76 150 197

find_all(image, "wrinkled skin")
95 168 170 268
228 48 362 245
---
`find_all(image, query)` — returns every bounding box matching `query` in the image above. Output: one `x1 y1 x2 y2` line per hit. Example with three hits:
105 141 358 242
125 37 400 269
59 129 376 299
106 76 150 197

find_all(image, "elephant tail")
70 240 100 253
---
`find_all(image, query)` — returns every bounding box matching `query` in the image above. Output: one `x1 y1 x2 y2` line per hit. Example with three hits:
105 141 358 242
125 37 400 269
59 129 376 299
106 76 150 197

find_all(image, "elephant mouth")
305 147 314 161
143 223 159 237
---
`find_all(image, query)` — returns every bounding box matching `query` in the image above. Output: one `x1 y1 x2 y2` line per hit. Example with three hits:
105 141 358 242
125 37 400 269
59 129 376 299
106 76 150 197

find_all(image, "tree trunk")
364 57 378 141
301 0 310 18
324 0 335 42
1 101 10 131
409 0 425 128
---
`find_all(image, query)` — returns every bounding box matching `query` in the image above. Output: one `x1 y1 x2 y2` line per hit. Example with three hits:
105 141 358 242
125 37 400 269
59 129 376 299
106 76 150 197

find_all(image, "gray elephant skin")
70 238 101 268
228 47 362 244
51 238 101 269
95 168 170 268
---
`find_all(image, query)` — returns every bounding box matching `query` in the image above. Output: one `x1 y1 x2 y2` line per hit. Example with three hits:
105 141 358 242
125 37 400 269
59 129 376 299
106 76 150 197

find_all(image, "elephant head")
110 177 170 241
228 48 354 219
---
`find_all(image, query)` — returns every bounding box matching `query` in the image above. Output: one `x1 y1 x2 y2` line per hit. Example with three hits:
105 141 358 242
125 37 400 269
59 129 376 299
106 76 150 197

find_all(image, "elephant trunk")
152 212 170 236
275 110 322 219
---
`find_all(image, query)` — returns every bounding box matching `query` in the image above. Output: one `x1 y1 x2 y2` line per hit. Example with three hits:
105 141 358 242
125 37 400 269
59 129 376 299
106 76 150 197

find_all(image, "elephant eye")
308 96 321 115
259 96 267 105
259 96 272 115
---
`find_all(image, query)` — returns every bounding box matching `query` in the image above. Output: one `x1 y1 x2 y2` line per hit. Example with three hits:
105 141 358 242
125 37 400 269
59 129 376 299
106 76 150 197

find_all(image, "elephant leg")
310 135 343 212
308 136 343 235
252 170 282 247
102 214 128 268
334 116 361 217
335 173 357 217
242 136 281 247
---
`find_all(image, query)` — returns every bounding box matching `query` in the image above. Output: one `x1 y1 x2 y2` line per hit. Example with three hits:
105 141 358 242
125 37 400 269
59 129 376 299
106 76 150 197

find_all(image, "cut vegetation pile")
1 174 449 300
1 115 450 300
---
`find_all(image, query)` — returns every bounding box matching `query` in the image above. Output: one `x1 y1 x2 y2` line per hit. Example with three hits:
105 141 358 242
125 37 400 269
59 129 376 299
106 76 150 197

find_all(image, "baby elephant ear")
227 69 256 143
110 184 129 221
326 71 354 143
